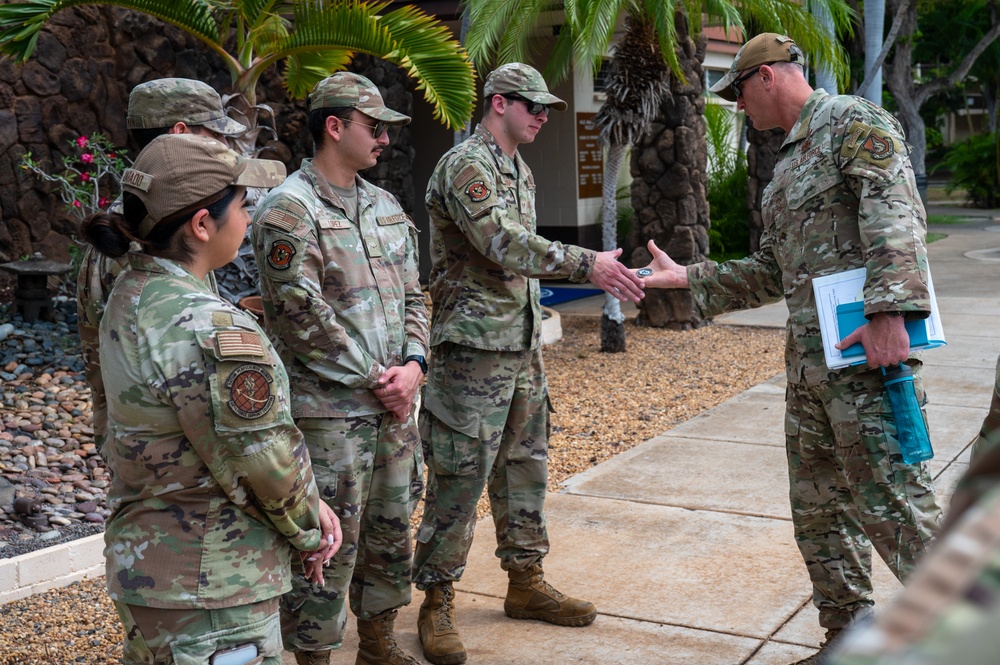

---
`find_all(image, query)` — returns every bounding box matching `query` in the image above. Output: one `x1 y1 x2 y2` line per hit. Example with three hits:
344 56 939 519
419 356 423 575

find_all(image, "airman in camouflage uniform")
77 78 245 455
642 34 942 665
88 134 336 664
414 63 644 665
970 358 1000 461
250 72 428 665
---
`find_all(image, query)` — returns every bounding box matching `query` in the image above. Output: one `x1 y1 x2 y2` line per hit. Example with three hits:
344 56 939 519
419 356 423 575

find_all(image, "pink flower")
80 172 91 182
80 153 93 164
76 136 89 148
98 197 108 208
72 200 82 208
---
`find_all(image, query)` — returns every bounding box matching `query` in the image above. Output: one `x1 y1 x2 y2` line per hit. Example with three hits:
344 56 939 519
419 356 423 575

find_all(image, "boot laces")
537 577 565 600
375 615 407 659
434 585 456 631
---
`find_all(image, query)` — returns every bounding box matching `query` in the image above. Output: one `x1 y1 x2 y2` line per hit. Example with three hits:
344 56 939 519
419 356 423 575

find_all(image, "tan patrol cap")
121 134 286 238
126 78 247 136
484 62 567 111
308 72 411 125
710 33 804 102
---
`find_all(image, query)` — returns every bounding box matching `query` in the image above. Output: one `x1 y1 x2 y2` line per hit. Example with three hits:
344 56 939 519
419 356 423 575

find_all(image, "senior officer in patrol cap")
77 78 246 460
638 33 942 664
81 133 341 665
251 72 428 665
413 62 644 665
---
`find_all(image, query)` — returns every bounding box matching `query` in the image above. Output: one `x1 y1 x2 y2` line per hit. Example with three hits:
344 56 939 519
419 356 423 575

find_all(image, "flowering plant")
21 133 130 222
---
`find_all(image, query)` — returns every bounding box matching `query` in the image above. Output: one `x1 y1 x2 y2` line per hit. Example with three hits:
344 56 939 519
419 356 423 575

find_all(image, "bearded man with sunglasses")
640 33 942 665
413 62 644 665
251 72 429 665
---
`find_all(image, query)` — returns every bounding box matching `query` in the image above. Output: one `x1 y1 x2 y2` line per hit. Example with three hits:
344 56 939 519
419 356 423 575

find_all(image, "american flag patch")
217 331 265 358
261 208 298 231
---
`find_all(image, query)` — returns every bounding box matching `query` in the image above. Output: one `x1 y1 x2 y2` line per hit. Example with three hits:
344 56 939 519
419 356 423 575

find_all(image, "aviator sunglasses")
348 117 388 138
501 94 550 116
730 66 764 99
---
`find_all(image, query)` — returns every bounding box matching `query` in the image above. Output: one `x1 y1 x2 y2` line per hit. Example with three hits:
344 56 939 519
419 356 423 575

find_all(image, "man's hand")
835 312 910 368
589 248 645 302
375 362 423 421
638 240 689 289
302 501 342 584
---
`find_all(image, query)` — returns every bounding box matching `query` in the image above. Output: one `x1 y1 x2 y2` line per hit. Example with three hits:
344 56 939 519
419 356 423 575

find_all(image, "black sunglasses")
731 65 764 99
348 117 388 138
501 94 550 116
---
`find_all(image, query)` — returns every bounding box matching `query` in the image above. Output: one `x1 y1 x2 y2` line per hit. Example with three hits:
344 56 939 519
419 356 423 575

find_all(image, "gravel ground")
0 314 783 664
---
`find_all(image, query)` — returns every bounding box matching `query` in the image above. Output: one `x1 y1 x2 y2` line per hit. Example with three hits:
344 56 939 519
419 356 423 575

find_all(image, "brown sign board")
576 112 603 199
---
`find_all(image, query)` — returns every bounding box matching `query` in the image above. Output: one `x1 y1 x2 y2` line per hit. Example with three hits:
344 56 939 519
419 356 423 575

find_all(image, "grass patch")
927 232 948 243
927 214 978 225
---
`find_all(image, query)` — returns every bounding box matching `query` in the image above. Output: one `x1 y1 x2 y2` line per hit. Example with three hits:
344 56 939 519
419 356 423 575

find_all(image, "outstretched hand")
637 240 689 289
589 248 645 302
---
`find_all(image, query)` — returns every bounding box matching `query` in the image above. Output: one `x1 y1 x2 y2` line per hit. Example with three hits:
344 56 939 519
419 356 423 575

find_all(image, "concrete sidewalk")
309 209 1000 665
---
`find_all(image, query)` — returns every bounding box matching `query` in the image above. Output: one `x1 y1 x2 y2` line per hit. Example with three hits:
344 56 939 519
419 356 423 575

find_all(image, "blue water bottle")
881 363 934 464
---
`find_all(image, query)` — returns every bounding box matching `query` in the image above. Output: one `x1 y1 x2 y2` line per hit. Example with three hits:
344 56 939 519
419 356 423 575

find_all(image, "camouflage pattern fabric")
786 363 939 629
250 159 429 418
482 63 567 110
425 124 595 351
688 91 931 388
100 253 323 610
686 90 941 629
76 217 217 453
251 160 428 652
126 77 246 136
280 413 423 651
825 484 1000 665
413 341 550 589
307 72 410 125
970 356 1000 462
114 598 282 665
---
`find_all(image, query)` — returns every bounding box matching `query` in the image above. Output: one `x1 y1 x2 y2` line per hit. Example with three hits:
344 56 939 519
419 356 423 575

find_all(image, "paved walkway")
305 205 1000 665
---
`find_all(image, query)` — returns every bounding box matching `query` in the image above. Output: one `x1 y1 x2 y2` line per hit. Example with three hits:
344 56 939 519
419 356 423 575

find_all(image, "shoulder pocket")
452 164 500 219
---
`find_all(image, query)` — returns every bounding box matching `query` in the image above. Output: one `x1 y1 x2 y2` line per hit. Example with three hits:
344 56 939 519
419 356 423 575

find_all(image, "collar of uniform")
127 252 211 284
784 89 830 147
474 124 518 176
300 158 374 218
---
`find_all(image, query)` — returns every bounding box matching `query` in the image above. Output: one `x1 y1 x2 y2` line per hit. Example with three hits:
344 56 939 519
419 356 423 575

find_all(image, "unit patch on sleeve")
226 364 275 419
842 120 901 170
267 239 297 271
466 180 491 202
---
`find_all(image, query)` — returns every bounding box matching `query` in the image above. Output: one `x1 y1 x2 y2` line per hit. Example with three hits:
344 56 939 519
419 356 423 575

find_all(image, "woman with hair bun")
83 133 341 665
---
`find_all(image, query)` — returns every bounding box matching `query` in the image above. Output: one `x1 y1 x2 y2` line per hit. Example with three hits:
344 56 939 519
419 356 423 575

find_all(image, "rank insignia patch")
861 131 894 161
466 180 490 202
267 239 296 270
226 364 275 419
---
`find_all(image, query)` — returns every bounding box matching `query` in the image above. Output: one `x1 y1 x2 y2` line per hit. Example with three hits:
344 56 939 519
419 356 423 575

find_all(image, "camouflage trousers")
970 355 1000 463
412 342 550 590
280 412 423 653
114 597 282 664
826 484 1000 665
786 362 941 630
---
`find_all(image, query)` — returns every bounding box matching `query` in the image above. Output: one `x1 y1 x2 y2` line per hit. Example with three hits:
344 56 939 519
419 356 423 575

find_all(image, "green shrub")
938 132 1000 208
704 103 750 261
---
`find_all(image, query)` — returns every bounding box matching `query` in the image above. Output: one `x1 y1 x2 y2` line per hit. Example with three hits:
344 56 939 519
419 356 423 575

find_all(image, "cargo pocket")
422 389 482 477
170 609 282 665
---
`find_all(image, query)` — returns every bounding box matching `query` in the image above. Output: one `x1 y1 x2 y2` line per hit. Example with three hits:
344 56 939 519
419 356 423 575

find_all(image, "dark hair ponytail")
79 192 149 258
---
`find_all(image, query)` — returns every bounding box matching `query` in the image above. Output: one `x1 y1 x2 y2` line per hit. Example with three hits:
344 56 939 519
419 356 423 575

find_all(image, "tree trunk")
883 0 928 201
811 0 839 94
745 120 786 253
601 142 627 352
863 0 886 105
629 11 710 330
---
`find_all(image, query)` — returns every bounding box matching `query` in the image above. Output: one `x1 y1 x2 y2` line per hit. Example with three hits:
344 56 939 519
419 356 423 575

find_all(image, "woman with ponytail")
85 133 341 665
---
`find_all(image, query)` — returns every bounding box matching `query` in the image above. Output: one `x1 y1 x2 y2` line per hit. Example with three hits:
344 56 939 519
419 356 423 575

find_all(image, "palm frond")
0 0 220 63
640 0 684 80
462 0 524 69
378 3 476 130
574 0 631 76
283 49 353 99
496 0 555 66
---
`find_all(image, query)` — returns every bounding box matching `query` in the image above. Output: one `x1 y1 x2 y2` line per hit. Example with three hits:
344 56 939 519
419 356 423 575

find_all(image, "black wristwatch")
404 354 428 375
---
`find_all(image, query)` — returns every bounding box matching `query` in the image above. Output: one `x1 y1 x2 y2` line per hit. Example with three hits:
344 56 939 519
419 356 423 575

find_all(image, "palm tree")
0 0 476 302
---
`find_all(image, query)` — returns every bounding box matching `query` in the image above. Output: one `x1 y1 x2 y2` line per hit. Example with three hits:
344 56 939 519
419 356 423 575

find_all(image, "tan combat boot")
356 609 419 665
504 564 597 627
294 650 331 665
418 582 467 665
790 628 843 665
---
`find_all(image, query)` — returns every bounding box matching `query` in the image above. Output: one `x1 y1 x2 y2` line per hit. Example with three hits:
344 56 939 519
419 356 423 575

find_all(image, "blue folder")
836 301 944 358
